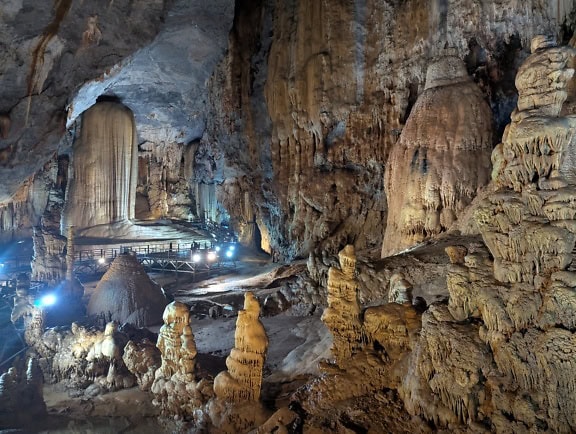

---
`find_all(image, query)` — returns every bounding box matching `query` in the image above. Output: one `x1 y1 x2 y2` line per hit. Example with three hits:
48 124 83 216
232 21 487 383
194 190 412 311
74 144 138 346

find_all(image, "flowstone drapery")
400 36 576 433
382 56 493 257
62 101 138 232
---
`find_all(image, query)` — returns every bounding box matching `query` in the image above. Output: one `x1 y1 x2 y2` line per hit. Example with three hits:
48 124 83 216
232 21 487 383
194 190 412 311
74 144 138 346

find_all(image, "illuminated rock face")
87 254 167 327
214 292 268 402
382 56 493 257
62 101 138 231
303 244 421 412
401 37 576 432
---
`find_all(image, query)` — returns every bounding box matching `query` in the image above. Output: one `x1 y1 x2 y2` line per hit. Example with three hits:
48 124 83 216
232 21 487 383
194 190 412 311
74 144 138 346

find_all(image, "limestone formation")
155 301 198 380
136 141 195 220
0 359 46 428
87 253 168 327
400 37 576 433
81 15 102 49
214 292 268 402
151 301 214 419
303 245 421 412
388 273 413 304
382 56 493 257
321 245 365 364
62 101 138 232
122 339 161 391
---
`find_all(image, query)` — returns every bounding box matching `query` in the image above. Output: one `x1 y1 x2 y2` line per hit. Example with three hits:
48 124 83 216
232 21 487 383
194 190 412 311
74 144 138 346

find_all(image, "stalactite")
63 101 138 231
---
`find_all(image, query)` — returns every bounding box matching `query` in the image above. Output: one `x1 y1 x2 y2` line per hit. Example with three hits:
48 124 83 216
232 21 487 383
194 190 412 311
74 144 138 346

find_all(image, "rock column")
62 101 138 231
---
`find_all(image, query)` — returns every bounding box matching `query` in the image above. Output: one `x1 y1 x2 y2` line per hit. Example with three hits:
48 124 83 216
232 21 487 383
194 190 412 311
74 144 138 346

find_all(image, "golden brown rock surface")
213 291 268 402
399 36 576 433
206 0 568 259
382 56 493 257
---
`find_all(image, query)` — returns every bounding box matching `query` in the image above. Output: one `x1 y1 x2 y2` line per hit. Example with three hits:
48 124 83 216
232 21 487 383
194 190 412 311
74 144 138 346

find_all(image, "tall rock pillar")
382 56 493 257
63 101 138 231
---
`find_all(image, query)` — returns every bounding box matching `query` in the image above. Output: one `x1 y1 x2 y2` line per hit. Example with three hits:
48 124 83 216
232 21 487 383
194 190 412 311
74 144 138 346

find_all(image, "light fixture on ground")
35 293 57 308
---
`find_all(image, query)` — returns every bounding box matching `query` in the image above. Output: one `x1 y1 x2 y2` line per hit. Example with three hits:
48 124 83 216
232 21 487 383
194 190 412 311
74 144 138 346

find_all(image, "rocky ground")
4 235 486 433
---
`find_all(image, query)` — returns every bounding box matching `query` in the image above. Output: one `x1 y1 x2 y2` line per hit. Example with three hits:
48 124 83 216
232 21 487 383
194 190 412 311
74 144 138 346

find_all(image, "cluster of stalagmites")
308 40 576 432
150 296 272 433
0 358 45 427
301 245 421 411
321 36 576 433
6 281 276 432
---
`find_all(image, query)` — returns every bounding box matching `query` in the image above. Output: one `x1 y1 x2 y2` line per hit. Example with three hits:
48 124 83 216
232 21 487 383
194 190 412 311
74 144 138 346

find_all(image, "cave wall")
0 160 57 243
136 141 195 220
206 0 575 259
0 0 171 203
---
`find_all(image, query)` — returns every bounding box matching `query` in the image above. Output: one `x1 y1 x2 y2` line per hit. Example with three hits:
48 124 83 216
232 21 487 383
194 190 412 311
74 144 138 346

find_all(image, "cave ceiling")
0 0 234 202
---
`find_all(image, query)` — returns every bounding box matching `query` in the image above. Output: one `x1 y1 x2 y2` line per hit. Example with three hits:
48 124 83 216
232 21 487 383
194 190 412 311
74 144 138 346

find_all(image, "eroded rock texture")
321 245 365 365
382 56 492 257
151 301 213 420
400 37 576 433
207 0 571 259
0 0 170 203
303 245 421 414
63 101 138 232
87 253 168 327
137 141 195 220
0 159 57 242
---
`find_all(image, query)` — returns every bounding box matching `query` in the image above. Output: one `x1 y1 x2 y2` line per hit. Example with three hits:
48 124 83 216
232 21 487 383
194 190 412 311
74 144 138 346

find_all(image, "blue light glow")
35 293 57 307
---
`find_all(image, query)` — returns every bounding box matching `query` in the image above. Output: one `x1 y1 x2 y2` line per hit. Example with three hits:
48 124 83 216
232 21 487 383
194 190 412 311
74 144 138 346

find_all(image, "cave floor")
34 252 329 433
23 238 472 433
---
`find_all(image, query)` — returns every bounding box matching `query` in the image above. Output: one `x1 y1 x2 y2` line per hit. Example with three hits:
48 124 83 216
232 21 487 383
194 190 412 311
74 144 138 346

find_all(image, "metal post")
66 226 75 280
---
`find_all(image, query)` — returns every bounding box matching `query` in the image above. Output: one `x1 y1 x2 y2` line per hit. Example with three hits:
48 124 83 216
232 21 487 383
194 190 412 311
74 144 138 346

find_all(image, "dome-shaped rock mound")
382 56 493 257
88 253 168 327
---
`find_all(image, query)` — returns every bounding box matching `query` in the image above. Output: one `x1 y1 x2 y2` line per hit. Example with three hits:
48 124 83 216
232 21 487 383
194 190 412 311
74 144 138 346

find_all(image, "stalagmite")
302 245 422 412
151 302 212 420
0 359 46 428
382 56 493 257
388 273 413 304
213 292 268 402
321 245 365 364
62 101 138 232
87 253 168 327
401 36 576 433
155 301 197 380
